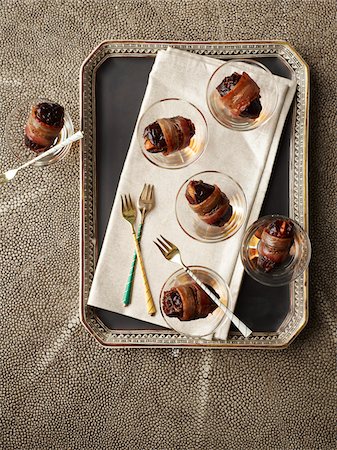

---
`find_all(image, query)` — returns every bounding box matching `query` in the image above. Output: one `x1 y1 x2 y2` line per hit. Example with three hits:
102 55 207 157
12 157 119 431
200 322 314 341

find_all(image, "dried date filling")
267 220 294 238
194 181 215 203
35 102 64 127
162 289 183 317
216 72 241 96
186 181 215 204
143 122 167 153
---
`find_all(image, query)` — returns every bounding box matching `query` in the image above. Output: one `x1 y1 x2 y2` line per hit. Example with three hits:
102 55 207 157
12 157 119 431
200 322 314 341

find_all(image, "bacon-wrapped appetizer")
185 180 233 227
216 72 262 119
143 116 195 156
257 219 294 272
162 282 217 321
24 102 64 153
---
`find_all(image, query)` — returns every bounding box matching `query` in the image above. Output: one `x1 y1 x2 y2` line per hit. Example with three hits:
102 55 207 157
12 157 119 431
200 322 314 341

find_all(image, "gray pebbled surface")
0 1 336 449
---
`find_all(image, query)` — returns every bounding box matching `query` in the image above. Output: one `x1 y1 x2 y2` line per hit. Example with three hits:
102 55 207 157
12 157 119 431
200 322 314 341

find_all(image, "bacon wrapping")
162 282 218 321
143 116 195 156
216 72 262 119
24 102 64 153
185 180 233 227
257 219 295 272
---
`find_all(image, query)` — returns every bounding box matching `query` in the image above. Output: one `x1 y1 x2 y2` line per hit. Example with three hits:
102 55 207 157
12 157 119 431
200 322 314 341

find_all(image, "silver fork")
123 184 155 306
154 235 252 338
0 131 83 185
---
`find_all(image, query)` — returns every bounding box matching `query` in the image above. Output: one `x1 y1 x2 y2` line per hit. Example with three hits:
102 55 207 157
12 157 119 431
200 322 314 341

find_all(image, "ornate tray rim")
79 40 309 349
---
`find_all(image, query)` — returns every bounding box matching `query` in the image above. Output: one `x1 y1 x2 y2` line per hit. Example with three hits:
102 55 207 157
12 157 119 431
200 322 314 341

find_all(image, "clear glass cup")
5 98 74 166
207 59 278 131
137 98 208 169
240 215 311 286
160 266 232 338
175 170 247 243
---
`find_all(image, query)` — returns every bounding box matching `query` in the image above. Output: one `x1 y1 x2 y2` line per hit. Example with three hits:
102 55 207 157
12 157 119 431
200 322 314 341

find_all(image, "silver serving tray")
80 40 309 348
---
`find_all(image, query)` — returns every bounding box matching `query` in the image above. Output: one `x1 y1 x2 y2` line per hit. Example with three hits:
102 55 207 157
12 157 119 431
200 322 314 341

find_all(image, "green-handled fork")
121 193 156 316
123 184 154 306
154 235 252 337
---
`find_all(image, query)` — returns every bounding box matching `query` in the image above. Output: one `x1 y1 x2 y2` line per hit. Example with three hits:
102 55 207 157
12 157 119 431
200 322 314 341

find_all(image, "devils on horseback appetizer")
256 219 295 272
143 116 195 155
216 72 262 119
24 101 64 153
185 180 233 227
162 282 218 321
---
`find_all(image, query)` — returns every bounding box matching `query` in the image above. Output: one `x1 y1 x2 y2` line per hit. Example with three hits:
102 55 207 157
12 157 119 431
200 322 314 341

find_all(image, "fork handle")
19 131 84 170
123 224 143 306
184 267 252 338
132 229 156 316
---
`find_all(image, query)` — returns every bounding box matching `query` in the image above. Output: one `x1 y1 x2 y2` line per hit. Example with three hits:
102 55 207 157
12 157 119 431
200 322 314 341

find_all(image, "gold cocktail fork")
123 184 154 306
121 194 156 316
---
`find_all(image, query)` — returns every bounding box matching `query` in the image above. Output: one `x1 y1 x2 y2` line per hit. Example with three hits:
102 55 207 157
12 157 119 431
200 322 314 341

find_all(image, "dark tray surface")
94 55 292 333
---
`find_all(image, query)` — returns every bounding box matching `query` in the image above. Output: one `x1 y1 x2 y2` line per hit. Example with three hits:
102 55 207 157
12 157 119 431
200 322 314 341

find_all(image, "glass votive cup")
207 59 278 131
175 170 247 243
160 266 232 338
5 98 74 166
137 98 208 169
240 215 311 286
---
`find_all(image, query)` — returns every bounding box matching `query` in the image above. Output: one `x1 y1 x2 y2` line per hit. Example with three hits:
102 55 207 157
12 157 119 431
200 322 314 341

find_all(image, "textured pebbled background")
0 1 336 449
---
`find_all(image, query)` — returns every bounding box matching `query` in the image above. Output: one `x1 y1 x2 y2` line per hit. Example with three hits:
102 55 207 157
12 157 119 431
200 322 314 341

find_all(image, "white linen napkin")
88 48 296 340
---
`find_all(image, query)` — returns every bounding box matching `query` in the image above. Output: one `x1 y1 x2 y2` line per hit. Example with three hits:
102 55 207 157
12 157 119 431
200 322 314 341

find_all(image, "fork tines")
140 183 154 199
121 194 134 211
154 240 166 256
153 235 176 257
